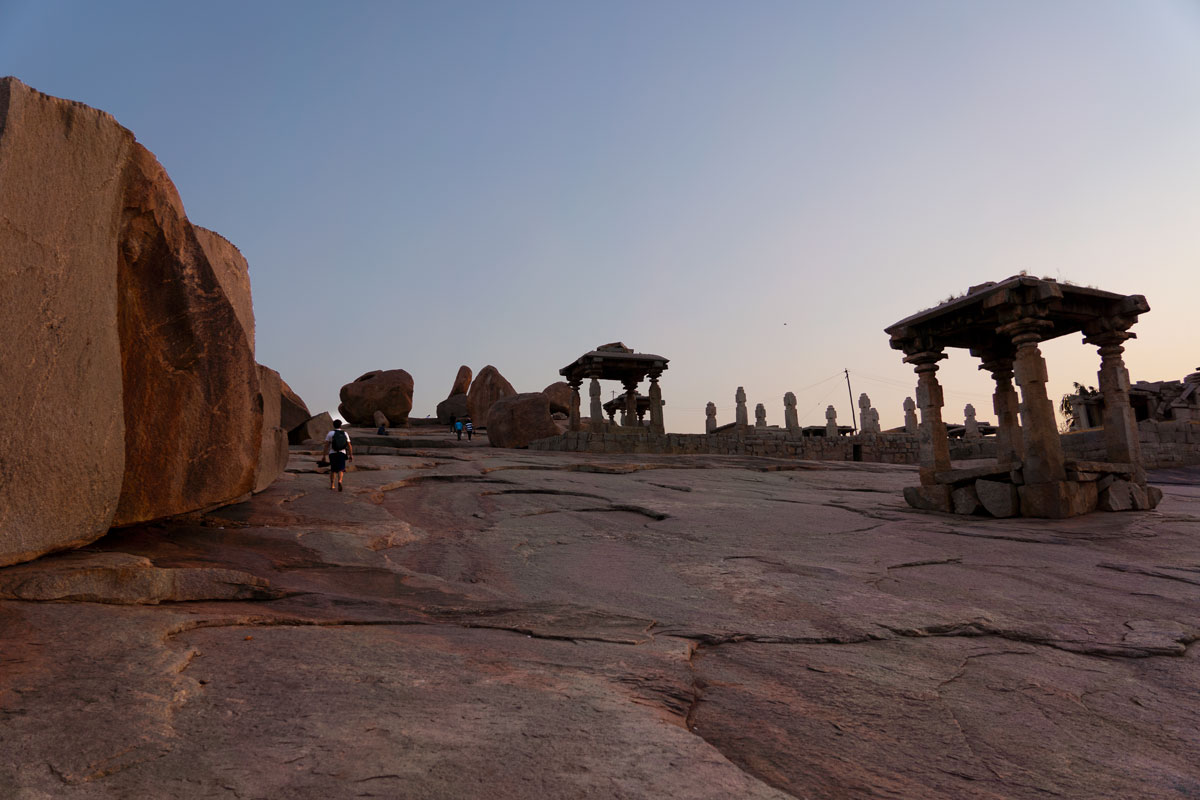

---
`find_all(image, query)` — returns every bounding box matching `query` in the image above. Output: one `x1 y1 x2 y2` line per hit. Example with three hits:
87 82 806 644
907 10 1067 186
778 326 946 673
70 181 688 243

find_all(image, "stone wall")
1062 420 1200 469
529 428 920 463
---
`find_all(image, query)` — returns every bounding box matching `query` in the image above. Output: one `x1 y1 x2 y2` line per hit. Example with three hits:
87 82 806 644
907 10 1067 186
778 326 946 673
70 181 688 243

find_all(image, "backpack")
331 429 349 451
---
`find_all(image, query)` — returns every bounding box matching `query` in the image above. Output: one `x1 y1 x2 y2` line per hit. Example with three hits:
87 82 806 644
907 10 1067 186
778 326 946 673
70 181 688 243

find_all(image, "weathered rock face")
0 77 131 566
289 412 334 445
194 226 254 353
279 378 311 433
0 77 270 564
467 365 516 427
373 410 390 429
486 393 560 448
339 369 414 426
111 142 261 526
436 393 469 424
448 365 472 398
255 365 289 493
542 381 573 415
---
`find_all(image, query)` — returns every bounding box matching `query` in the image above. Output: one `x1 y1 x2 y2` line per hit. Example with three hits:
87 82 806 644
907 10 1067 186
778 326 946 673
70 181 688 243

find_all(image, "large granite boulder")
448 365 472 398
254 365 290 493
437 393 469 425
542 381 573 415
289 412 334 445
486 393 560 449
0 77 268 565
279 378 311 433
194 226 254 353
339 369 414 426
0 76 130 565
467 365 516 427
110 141 261 526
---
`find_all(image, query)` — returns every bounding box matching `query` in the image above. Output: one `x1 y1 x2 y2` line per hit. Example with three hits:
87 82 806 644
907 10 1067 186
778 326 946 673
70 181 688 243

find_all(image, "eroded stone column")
903 397 918 434
906 349 951 486
705 402 717 433
648 374 664 434
981 354 1023 469
735 387 749 428
999 320 1065 485
783 392 798 431
1083 328 1145 483
568 379 582 432
755 403 766 427
589 378 604 433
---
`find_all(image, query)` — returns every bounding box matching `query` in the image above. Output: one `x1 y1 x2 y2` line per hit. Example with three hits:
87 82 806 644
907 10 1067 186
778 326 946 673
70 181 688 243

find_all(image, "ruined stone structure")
735 387 749 428
858 394 881 434
705 402 718 433
963 404 980 438
825 405 839 438
886 276 1160 518
754 403 767 427
1069 368 1200 429
560 344 668 435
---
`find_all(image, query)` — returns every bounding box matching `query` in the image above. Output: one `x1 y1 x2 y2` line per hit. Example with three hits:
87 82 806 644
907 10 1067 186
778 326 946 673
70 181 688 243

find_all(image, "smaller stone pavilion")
885 275 1160 518
559 343 668 435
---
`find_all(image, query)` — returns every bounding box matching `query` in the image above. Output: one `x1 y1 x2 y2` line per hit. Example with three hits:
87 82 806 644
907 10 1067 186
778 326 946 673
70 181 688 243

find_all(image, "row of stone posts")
705 389 988 438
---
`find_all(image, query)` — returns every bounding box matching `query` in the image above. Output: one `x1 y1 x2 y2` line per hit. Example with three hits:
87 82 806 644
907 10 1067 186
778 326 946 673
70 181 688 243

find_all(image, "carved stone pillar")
568 378 582 432
648 373 665 434
999 319 1065 486
980 354 1023 469
735 387 748 428
783 392 798 431
754 403 766 427
906 349 951 486
1083 327 1145 483
902 397 918 434
588 378 604 433
623 379 638 427
705 402 717 433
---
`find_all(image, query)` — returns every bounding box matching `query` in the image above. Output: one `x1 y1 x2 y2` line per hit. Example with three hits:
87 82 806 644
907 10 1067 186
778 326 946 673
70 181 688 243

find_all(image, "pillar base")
1018 481 1098 519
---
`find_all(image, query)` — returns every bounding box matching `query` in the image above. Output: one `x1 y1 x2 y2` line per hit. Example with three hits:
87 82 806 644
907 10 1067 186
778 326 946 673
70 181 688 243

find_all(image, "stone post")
980 355 1023 469
903 397 918 434
858 394 876 433
648 373 665 434
783 392 798 431
705 402 717 433
825 405 839 438
568 378 582 432
754 403 766 427
1083 327 1145 483
589 378 604 433
963 404 980 438
998 320 1065 486
623 379 639 427
735 387 749 428
906 349 952 486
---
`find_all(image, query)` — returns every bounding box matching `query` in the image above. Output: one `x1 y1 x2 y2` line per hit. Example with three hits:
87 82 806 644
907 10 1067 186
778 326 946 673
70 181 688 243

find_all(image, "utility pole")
845 368 858 433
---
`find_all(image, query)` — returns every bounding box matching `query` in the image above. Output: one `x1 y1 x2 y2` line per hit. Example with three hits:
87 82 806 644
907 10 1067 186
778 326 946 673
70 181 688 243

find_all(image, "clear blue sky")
4 1 1198 431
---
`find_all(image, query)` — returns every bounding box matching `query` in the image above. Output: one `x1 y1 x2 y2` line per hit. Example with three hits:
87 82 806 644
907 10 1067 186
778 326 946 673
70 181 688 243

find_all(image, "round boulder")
541 381 573 415
486 393 560 449
338 369 414 426
467 365 516 427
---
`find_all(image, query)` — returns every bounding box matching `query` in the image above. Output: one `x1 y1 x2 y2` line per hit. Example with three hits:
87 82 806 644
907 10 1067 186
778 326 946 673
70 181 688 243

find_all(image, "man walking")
322 419 353 491
464 418 474 441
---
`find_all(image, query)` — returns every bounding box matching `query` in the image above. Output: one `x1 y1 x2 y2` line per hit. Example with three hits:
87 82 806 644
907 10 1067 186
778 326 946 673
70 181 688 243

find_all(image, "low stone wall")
529 428 920 463
1062 420 1200 469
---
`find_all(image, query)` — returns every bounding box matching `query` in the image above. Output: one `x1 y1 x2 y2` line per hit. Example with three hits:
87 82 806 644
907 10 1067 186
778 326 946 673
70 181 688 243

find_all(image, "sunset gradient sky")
3 1 1197 432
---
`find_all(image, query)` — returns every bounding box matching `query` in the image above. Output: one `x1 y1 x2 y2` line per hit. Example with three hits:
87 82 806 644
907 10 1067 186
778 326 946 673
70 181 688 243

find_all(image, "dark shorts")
329 452 348 472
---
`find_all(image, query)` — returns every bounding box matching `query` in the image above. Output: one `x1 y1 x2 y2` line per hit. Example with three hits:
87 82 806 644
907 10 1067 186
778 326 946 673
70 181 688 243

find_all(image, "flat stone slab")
1 449 1198 798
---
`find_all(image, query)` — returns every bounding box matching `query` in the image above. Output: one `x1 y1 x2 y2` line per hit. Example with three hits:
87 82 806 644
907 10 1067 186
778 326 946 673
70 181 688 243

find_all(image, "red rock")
338 369 414 426
542 381 573 415
279 378 311 433
485 393 560 448
467 365 516 427
0 77 130 565
436 393 469 424
289 412 334 445
194 226 254 353
111 142 261 526
448 365 472 398
254 364 289 493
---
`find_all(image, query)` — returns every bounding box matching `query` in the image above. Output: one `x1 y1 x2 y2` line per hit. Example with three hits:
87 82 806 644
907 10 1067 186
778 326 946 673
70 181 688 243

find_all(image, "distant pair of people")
453 418 474 441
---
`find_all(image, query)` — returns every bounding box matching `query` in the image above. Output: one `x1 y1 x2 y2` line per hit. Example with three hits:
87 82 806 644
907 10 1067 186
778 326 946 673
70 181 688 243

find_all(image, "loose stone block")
975 479 1019 518
951 485 982 515
903 485 952 513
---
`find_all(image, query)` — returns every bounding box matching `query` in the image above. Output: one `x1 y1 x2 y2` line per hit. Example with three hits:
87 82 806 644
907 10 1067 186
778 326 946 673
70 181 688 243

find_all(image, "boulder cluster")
0 78 294 567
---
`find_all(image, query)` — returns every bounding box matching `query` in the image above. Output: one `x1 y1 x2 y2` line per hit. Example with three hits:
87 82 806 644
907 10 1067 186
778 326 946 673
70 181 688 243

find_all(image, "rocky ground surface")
2 430 1198 799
